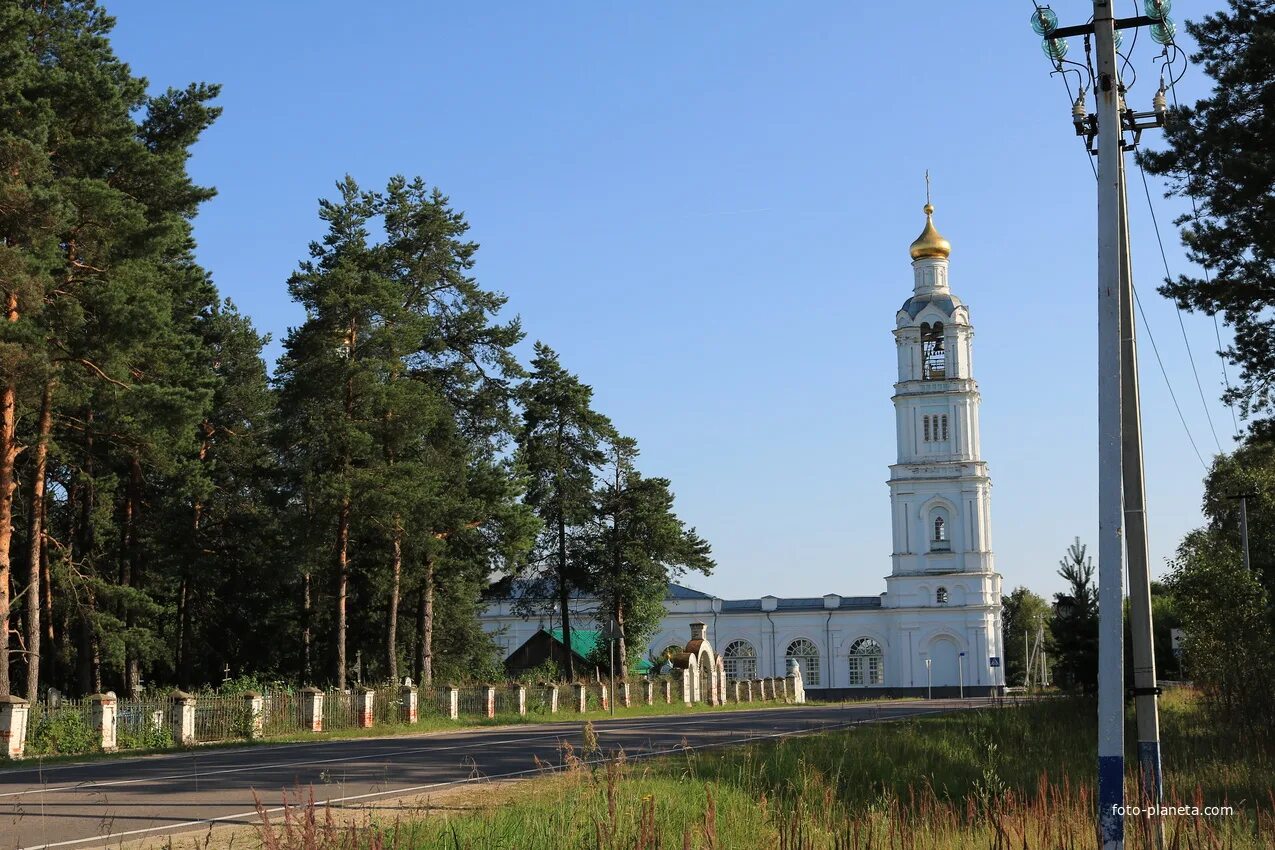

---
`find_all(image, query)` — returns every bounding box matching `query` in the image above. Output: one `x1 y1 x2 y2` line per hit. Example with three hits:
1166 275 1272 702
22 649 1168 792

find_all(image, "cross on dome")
909 172 952 260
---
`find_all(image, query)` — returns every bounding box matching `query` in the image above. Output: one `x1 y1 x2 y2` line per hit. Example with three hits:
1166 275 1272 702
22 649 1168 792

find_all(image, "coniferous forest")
0 1 713 700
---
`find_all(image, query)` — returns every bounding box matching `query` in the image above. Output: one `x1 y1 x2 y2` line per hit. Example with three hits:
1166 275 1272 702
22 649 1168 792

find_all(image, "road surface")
0 697 989 849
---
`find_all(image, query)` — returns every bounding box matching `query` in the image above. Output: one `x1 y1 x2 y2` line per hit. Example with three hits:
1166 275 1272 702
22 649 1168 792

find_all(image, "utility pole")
1093 7 1130 846
1119 136 1165 840
1030 3 1177 847
1226 493 1255 571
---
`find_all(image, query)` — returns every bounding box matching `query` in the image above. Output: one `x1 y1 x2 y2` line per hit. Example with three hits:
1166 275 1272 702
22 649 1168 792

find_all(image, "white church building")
480 203 1005 697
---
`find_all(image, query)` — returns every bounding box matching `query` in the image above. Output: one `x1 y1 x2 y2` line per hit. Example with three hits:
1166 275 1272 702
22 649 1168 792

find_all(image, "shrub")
28 708 98 756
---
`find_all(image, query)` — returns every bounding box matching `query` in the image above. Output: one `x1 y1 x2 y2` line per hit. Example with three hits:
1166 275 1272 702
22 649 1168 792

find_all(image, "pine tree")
591 435 713 669
276 176 527 689
1139 0 1275 424
275 178 389 689
0 0 221 696
516 345 612 681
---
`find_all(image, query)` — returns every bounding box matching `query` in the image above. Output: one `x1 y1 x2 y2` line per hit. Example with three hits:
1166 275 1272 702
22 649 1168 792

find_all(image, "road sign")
989 656 1001 667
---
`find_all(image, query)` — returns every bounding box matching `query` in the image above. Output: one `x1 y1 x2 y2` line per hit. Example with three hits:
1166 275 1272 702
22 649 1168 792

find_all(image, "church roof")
485 578 713 602
720 596 882 612
665 583 714 600
899 292 963 319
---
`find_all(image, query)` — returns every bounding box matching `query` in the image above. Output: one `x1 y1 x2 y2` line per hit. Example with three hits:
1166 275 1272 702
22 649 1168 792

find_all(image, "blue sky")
107 1 1238 601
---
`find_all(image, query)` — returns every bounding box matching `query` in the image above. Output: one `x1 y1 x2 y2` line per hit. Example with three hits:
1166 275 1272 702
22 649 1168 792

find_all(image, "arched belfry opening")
920 322 945 380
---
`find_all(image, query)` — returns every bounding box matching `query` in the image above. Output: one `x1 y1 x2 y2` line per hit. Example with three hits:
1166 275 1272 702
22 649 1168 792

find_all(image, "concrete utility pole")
1030 2 1177 847
1092 7 1130 846
1119 135 1165 837
1226 493 1255 571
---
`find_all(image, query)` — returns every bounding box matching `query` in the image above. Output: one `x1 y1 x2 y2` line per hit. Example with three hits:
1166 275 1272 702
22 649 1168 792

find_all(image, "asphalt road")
0 697 987 849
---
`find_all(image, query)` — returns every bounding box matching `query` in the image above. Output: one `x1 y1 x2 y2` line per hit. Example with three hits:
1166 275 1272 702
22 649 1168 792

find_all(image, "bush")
118 716 174 751
28 708 98 756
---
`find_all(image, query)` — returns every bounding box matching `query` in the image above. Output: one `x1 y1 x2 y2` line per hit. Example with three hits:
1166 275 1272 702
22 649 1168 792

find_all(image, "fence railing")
12 671 804 760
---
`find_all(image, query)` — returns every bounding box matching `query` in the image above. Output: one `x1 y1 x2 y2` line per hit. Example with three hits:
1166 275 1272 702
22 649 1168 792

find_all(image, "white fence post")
356 688 375 728
300 686 324 732
90 693 118 752
244 692 265 739
483 685 496 719
400 685 418 724
444 685 459 720
0 696 30 759
169 691 196 745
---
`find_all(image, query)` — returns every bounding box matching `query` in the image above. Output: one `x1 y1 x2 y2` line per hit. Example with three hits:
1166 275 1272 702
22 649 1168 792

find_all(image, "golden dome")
909 202 951 260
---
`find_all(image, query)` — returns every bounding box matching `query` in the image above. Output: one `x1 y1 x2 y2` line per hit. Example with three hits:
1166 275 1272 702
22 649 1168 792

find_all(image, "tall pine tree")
516 344 612 681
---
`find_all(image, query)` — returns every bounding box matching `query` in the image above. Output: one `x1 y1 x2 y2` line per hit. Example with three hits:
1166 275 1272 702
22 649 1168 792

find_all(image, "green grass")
264 690 1274 849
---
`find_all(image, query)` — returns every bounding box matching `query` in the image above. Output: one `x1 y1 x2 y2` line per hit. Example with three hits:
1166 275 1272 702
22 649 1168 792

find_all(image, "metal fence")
117 697 169 747
263 690 299 738
527 684 557 715
194 695 250 743
323 689 357 731
457 685 490 717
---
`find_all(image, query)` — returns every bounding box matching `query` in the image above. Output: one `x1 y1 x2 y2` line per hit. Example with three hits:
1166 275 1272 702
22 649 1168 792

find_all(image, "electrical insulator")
1030 6 1058 36
1153 85 1167 120
1150 19 1176 45
1042 37 1068 61
1144 0 1172 22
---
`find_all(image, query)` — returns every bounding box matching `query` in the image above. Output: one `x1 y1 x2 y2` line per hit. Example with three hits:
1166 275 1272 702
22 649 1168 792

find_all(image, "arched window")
662 644 683 661
786 638 821 687
941 414 949 441
929 507 951 552
923 416 931 442
722 640 757 681
921 322 946 380
936 586 949 605
848 638 884 686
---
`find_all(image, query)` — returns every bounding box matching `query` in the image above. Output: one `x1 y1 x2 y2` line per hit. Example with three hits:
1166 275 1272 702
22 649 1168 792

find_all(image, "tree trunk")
179 428 209 688
24 380 54 701
302 570 312 684
414 586 424 684
121 457 142 697
616 600 627 678
0 291 19 696
40 494 54 687
74 412 101 694
387 523 402 685
557 511 573 682
335 495 350 690
176 577 190 687
420 554 435 686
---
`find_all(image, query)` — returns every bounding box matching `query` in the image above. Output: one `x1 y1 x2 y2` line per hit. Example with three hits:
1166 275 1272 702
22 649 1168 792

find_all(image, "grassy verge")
264 689 1273 849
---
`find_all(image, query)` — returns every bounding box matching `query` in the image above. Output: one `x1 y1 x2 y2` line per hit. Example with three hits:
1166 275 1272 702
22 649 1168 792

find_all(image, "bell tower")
883 196 1001 617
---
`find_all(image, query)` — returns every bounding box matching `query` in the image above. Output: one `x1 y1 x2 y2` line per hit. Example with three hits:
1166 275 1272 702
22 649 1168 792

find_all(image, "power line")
1033 0 1210 471
1135 157 1224 454
1161 55 1243 437
1131 284 1209 471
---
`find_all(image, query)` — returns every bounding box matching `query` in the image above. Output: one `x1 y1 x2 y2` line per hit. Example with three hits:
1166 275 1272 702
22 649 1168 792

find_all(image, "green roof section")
545 628 655 673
